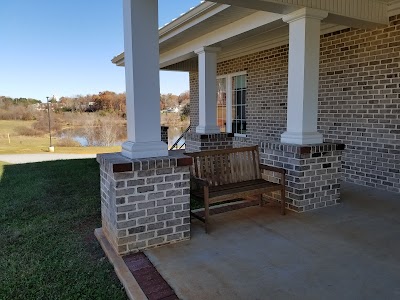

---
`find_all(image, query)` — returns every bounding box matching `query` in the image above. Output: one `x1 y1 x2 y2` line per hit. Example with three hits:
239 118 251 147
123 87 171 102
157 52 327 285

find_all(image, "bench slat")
186 145 258 157
206 179 273 193
192 179 280 204
188 146 286 233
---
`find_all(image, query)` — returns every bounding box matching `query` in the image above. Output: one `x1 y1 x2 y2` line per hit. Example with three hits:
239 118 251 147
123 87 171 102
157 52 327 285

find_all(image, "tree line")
0 91 190 121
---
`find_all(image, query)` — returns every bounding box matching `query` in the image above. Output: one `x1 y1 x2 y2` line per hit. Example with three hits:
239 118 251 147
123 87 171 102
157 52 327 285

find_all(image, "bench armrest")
191 176 209 187
260 164 286 174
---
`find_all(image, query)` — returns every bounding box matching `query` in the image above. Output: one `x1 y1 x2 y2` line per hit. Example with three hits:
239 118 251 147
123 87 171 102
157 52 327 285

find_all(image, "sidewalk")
0 153 96 164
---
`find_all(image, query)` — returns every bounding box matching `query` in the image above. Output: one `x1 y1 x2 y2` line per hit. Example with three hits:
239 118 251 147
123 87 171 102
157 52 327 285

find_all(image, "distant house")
33 102 64 111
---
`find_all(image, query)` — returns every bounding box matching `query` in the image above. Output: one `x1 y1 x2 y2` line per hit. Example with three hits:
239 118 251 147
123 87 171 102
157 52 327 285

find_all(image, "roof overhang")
112 0 395 70
210 0 390 27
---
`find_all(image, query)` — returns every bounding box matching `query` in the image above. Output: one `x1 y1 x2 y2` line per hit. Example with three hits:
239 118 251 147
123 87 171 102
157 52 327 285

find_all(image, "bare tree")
83 115 98 146
98 116 119 146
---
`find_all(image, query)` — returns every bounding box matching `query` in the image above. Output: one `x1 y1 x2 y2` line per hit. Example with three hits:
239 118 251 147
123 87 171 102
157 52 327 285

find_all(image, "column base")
260 141 345 212
122 141 168 159
185 132 234 153
195 125 221 134
281 131 323 145
96 151 192 255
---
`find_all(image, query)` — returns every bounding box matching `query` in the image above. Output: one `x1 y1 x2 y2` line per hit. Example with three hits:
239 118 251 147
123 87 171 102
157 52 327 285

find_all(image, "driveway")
0 153 96 164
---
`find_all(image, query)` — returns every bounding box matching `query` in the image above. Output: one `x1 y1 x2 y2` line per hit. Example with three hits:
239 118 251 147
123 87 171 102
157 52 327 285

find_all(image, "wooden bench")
186 146 286 233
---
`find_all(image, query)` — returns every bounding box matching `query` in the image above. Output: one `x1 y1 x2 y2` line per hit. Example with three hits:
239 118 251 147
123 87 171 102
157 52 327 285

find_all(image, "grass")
0 120 121 154
0 159 127 300
0 161 8 177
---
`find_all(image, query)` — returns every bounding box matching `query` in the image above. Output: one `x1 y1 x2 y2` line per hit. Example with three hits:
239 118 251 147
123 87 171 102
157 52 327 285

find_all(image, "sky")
0 0 202 101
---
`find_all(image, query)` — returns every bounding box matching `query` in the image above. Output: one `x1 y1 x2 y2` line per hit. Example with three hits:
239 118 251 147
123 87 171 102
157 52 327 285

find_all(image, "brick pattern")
233 136 251 148
189 16 400 195
161 126 169 145
97 152 191 255
185 132 234 153
261 142 344 212
217 45 289 145
318 17 400 193
124 252 179 300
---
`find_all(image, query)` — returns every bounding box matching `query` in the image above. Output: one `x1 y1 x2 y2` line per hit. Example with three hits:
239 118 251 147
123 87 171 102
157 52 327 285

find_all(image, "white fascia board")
111 53 124 66
111 1 221 66
159 3 229 42
160 10 283 68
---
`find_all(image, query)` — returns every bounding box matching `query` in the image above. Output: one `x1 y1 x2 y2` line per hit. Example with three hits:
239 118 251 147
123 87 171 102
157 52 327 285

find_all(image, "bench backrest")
186 146 262 186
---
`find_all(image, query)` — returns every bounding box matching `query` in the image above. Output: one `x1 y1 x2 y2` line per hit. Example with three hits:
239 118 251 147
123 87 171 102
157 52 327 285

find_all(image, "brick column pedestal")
185 132 234 153
97 151 192 255
260 141 345 212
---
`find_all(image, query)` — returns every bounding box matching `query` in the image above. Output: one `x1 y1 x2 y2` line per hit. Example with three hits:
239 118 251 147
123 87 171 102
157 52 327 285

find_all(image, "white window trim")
217 71 247 137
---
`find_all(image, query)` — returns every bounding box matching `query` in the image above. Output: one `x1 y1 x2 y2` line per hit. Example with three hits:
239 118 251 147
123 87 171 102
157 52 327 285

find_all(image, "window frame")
216 71 247 137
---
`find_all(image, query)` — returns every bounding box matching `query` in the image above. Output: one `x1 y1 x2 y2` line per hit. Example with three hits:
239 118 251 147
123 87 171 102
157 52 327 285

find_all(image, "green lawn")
0 159 127 300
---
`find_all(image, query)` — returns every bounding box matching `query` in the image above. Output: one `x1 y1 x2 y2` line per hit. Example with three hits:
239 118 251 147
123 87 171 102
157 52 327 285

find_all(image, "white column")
281 8 328 145
121 0 168 159
195 47 221 134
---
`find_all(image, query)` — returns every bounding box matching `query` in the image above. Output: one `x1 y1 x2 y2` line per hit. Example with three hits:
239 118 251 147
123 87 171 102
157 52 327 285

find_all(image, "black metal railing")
169 126 190 150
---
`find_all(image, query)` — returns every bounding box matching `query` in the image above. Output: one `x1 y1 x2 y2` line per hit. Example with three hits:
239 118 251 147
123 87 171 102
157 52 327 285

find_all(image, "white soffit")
112 0 397 68
388 0 400 16
210 0 389 26
159 10 284 68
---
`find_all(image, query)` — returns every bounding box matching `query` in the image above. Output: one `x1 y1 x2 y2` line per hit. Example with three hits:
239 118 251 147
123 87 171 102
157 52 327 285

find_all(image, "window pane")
216 78 227 132
232 75 247 134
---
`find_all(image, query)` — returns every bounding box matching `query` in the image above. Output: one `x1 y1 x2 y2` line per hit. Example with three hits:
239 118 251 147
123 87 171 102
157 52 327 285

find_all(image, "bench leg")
281 187 286 215
204 186 210 234
280 173 286 215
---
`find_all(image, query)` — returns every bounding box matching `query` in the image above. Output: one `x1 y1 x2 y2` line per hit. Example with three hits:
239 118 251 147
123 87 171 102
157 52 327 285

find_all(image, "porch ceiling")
210 0 389 27
112 0 394 70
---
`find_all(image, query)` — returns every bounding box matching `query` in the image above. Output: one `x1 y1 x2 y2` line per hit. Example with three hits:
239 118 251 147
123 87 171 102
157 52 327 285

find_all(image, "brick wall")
318 17 400 193
261 142 344 212
97 152 191 255
189 16 400 194
185 133 233 153
217 46 289 145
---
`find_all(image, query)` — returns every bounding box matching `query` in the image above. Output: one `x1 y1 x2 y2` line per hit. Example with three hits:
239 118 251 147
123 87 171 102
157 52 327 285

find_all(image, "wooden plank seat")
186 146 286 233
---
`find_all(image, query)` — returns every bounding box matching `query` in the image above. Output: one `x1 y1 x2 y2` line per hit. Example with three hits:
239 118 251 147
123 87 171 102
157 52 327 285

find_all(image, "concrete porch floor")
145 183 400 300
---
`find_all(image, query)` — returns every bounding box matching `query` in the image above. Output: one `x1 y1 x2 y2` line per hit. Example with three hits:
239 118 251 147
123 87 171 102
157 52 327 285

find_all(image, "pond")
57 126 186 149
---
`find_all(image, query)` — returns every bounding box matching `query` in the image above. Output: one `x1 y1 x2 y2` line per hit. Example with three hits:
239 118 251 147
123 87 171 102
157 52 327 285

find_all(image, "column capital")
194 46 221 55
282 8 328 24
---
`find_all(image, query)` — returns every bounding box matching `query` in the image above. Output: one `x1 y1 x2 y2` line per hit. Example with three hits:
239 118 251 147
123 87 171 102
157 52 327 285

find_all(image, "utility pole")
46 96 54 152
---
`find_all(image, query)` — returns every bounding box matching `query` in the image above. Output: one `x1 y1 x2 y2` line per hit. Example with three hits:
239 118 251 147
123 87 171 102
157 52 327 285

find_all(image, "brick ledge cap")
97 150 192 173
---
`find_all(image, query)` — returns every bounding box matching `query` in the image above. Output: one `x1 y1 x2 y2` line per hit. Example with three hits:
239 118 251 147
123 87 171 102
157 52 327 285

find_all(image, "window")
217 78 227 133
216 72 247 135
232 74 247 134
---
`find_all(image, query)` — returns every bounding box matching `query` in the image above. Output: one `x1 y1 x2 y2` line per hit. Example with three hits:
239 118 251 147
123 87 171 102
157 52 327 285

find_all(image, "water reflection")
58 126 185 148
